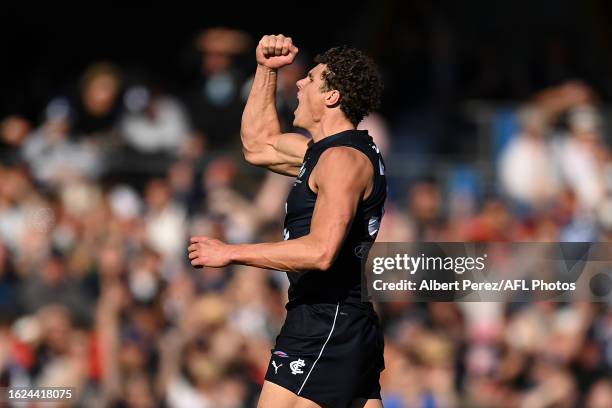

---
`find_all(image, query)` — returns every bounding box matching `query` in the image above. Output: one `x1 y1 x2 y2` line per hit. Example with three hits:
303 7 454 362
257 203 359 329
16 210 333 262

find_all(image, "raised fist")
256 34 299 69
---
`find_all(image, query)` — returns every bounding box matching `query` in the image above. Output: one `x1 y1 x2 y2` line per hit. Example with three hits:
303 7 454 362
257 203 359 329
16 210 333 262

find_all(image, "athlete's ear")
324 89 341 107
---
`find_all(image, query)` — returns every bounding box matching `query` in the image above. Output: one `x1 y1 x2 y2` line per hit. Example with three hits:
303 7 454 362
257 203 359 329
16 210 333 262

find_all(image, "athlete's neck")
308 116 355 143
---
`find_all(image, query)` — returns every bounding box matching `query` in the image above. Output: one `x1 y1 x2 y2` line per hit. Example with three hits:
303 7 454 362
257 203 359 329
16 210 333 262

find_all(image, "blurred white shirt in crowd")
120 96 189 154
145 204 187 259
22 127 102 183
499 132 561 206
553 134 605 212
167 377 212 408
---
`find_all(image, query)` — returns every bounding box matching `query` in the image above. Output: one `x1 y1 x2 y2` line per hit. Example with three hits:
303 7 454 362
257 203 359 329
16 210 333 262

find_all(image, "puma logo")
272 360 282 374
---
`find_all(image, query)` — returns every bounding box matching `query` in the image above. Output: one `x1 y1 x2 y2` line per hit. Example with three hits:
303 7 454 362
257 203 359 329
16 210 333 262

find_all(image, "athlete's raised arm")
241 34 309 176
188 147 373 271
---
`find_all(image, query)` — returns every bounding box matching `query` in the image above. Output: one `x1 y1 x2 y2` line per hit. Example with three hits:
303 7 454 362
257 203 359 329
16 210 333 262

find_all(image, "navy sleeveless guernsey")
282 129 387 310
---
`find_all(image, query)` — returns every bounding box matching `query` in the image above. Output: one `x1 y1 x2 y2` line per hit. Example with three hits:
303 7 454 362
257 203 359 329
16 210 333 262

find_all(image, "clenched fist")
188 236 233 268
256 34 299 69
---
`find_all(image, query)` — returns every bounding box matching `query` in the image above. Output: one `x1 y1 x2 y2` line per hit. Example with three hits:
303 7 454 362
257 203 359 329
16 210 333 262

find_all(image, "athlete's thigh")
350 398 384 408
258 381 323 408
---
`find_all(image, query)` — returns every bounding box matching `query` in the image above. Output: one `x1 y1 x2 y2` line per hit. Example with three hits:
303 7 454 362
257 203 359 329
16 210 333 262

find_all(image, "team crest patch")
273 350 289 358
290 358 306 375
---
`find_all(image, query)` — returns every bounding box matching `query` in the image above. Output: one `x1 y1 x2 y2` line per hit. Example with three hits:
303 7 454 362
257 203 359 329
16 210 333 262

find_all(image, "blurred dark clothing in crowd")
184 28 252 151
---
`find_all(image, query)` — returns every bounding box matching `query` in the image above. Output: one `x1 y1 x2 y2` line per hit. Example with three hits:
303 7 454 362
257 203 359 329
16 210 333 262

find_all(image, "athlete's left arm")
188 147 373 272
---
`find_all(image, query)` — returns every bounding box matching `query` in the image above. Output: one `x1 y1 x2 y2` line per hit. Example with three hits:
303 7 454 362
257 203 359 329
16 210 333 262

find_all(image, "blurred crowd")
0 27 611 408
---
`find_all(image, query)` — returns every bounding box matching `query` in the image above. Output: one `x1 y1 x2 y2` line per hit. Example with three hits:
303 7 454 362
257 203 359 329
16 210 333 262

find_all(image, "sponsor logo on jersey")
273 350 289 358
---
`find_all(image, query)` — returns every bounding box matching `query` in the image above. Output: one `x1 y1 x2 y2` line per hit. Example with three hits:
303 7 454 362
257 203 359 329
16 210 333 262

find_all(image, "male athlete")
188 34 387 408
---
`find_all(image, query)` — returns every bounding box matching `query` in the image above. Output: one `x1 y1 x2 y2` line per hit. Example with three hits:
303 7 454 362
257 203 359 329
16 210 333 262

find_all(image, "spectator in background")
0 115 31 165
30 305 92 390
459 197 517 241
554 105 607 212
199 156 258 244
20 250 94 325
499 104 561 209
0 166 43 252
22 98 103 184
185 28 252 150
120 82 191 155
71 62 123 140
167 159 198 214
18 62 126 187
0 244 19 319
406 178 447 240
143 178 187 275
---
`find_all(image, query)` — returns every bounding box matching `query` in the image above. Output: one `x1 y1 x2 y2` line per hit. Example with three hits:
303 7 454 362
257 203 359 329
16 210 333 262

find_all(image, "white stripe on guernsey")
297 302 340 395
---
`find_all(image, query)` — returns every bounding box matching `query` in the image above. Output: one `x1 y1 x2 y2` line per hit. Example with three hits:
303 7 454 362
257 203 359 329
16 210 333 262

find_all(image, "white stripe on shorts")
297 302 340 395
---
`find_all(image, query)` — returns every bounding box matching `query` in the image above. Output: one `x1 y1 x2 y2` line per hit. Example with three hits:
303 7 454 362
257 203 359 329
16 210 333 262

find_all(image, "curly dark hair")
314 46 383 126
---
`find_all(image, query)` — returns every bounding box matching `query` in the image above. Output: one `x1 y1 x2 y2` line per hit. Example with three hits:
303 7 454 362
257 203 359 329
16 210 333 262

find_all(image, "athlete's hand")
256 34 298 69
188 236 233 268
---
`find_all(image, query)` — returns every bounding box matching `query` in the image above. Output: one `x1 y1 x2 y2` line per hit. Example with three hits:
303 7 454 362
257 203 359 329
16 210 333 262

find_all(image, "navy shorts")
264 302 385 407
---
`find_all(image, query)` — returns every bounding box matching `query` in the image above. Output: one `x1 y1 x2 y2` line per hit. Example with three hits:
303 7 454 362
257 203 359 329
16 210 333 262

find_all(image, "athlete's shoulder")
318 146 371 170
313 147 373 191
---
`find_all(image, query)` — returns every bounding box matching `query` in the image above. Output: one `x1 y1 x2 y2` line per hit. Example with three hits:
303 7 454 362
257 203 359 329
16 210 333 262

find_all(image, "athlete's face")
293 64 329 129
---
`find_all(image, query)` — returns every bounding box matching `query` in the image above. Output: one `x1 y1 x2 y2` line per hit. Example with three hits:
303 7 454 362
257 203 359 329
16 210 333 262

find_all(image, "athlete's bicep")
308 148 372 266
243 132 309 176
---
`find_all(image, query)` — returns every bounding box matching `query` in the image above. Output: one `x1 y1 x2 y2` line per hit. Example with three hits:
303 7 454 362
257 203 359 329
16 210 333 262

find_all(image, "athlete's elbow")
241 136 270 166
242 148 258 165
315 258 334 272
242 146 265 166
311 247 336 271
